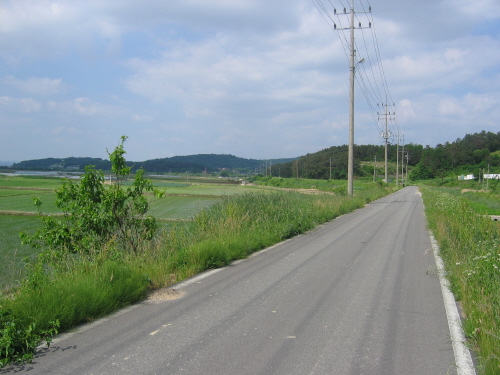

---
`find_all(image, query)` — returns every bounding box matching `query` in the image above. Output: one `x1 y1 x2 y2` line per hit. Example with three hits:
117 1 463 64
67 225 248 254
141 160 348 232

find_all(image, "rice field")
0 175 258 289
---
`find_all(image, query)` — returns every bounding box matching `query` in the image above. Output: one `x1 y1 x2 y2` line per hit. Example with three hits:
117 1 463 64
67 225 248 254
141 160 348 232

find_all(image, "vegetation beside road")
422 185 500 375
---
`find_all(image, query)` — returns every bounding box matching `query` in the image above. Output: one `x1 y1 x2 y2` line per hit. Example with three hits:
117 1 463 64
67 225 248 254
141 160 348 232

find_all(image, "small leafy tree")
21 136 164 256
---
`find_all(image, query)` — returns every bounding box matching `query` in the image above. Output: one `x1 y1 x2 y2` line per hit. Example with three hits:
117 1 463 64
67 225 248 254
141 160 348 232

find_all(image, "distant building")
458 174 475 180
484 174 500 179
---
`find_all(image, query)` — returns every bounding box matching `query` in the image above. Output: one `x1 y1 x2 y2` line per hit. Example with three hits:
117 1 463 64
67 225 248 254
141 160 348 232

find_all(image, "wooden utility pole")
333 1 371 195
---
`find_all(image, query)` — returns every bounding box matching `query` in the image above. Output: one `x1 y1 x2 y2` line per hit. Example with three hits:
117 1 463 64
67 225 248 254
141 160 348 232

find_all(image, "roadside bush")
20 136 164 258
0 308 59 367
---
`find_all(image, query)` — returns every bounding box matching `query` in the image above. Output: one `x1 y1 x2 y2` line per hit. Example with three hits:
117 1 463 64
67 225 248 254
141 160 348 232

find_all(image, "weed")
422 187 500 375
0 307 59 367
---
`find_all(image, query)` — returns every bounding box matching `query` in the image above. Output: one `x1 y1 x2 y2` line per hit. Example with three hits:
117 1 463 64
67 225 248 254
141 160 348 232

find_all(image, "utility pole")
395 133 400 187
378 100 395 184
400 140 405 186
373 155 377 182
405 153 409 185
334 1 371 195
487 164 490 189
396 134 404 188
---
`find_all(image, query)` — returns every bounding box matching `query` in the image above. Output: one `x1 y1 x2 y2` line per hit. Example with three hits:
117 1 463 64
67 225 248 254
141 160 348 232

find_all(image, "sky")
1 0 500 163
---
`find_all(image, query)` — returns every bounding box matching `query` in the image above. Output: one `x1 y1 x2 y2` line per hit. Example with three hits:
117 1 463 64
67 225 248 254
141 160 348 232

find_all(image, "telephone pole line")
400 140 405 185
378 100 395 183
334 1 371 195
396 132 404 187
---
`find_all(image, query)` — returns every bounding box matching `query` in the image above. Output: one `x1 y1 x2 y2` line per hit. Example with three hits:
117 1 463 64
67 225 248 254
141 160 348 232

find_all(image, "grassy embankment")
0 175 393 366
421 185 500 375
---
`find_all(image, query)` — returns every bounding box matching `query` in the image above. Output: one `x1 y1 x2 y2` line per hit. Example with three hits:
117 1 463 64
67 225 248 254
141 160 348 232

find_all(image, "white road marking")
431 235 476 375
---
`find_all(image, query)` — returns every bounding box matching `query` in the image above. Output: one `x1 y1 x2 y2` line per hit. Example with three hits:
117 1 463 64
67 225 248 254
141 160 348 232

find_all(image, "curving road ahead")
5 186 463 374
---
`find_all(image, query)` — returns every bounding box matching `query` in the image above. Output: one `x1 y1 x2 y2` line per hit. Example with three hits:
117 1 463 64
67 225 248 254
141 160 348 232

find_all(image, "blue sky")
1 0 500 163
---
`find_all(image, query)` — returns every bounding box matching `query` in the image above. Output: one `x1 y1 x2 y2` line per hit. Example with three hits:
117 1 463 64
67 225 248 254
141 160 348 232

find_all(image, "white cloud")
47 98 124 117
0 96 41 113
454 0 500 19
4 76 64 96
132 114 153 122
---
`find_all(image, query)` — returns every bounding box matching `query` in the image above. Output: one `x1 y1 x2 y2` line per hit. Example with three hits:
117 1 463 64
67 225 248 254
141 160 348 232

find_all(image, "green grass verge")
7 260 149 332
421 187 500 375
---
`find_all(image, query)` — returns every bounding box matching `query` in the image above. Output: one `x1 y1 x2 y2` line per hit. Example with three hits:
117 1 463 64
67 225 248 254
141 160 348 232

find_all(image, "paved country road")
3 186 468 374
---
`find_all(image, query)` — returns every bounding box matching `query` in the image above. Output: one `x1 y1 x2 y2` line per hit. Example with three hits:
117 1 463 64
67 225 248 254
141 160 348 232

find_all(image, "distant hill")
12 157 111 171
12 154 297 174
140 154 295 173
0 161 18 167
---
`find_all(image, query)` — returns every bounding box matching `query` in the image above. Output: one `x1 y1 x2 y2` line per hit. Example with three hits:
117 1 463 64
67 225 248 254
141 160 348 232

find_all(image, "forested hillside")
140 154 294 173
270 131 500 180
270 143 423 180
12 157 111 171
410 131 500 180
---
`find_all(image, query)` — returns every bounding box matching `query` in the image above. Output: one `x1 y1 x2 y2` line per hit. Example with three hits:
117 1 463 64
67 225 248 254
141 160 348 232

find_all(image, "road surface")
4 186 462 374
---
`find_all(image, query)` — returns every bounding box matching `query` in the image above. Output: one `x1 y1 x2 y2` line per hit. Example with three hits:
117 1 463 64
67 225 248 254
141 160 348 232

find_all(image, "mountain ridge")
11 154 297 173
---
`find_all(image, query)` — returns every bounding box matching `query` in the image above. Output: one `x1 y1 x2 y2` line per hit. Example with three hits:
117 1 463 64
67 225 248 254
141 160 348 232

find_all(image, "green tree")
410 162 434 180
21 136 164 256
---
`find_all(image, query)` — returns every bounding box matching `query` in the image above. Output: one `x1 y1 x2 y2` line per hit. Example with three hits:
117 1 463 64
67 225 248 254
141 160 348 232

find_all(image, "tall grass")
9 260 149 332
422 187 500 375
1 185 392 366
0 216 39 290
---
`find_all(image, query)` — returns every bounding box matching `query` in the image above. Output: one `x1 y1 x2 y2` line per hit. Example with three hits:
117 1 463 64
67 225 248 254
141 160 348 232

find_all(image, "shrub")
20 136 164 257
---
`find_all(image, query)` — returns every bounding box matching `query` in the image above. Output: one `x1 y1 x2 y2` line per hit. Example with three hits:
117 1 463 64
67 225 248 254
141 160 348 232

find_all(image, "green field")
150 196 220 219
0 176 263 289
154 183 261 196
0 189 59 213
0 175 68 189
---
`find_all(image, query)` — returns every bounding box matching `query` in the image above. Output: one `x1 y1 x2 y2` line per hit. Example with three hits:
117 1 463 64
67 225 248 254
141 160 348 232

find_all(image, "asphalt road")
5 186 459 374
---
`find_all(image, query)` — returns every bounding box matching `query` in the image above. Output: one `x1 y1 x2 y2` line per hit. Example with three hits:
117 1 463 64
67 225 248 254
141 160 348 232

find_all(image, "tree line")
270 131 500 180
410 131 500 180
